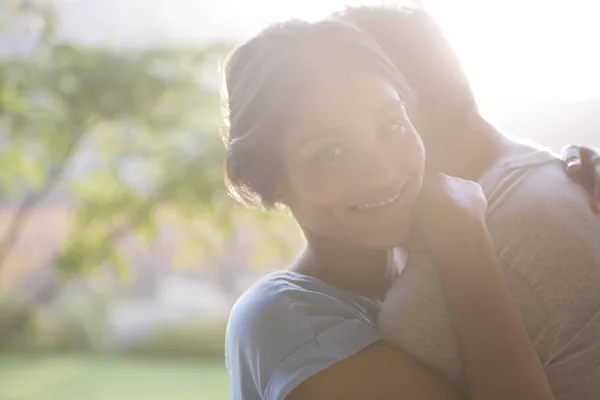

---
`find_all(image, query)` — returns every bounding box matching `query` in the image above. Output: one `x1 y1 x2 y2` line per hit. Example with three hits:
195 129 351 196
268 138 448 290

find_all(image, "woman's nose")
353 145 398 187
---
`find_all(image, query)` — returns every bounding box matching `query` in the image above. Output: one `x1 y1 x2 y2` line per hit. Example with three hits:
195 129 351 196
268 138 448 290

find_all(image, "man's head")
336 6 479 150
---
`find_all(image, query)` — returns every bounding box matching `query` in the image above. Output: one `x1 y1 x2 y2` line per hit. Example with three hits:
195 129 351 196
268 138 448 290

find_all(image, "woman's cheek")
300 167 346 202
405 134 426 173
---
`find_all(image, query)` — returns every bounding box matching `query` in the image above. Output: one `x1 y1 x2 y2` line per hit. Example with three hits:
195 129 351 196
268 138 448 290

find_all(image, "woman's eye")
381 120 407 138
311 145 345 163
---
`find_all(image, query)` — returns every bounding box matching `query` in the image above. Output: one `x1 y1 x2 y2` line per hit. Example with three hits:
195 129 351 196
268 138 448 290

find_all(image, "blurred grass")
0 354 229 400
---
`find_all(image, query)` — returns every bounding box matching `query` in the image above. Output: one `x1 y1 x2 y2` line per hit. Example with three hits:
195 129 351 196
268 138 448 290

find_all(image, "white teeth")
355 191 402 211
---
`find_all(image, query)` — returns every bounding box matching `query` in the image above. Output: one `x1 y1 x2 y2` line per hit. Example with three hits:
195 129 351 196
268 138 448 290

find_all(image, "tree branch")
0 131 87 279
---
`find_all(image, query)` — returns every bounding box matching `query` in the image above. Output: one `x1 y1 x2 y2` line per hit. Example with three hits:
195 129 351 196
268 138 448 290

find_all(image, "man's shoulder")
478 145 600 270
480 145 592 218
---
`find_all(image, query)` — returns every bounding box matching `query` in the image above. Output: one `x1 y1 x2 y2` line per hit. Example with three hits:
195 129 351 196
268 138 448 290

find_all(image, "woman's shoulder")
227 271 380 341
226 271 313 342
226 270 384 400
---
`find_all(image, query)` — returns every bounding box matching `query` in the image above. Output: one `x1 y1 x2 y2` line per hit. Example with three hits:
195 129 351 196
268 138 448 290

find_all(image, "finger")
578 146 600 213
561 145 583 174
593 157 600 214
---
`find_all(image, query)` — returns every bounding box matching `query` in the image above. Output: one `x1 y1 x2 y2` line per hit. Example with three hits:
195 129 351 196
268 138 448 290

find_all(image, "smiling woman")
280 70 423 249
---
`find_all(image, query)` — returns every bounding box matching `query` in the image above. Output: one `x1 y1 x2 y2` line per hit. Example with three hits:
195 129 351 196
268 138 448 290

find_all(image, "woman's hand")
412 173 488 256
561 145 600 213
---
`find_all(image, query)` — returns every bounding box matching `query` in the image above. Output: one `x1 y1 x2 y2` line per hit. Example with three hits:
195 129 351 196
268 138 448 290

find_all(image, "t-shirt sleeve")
225 280 383 400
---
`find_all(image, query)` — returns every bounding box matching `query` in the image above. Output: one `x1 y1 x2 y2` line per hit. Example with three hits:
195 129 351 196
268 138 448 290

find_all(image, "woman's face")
279 68 425 248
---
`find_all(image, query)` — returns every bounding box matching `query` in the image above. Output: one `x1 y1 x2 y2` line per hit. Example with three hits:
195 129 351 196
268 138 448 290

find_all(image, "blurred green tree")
1 0 233 278
0 0 300 347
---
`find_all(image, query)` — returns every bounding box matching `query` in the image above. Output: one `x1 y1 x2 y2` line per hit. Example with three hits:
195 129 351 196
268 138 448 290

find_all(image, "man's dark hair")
337 6 478 144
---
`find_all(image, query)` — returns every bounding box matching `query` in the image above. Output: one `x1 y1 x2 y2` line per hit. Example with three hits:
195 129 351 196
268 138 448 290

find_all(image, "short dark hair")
222 18 412 209
337 6 478 145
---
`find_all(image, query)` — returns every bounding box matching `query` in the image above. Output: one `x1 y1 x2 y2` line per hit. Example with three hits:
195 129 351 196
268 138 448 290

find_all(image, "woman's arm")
287 342 462 400
432 224 552 400
414 174 554 400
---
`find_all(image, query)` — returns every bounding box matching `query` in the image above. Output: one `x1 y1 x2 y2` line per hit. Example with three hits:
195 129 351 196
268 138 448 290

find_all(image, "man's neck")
428 117 515 181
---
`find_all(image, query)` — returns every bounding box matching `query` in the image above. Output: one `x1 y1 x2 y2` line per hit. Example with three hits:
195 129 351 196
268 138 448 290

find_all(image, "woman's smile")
349 182 411 215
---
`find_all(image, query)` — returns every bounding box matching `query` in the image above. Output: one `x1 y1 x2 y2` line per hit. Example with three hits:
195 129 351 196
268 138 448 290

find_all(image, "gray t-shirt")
379 144 600 400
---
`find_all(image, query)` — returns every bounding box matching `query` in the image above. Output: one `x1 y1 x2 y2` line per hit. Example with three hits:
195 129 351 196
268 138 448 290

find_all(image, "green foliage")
0 355 230 400
1 293 109 354
6 309 90 353
0 0 301 285
1 292 225 359
124 320 227 360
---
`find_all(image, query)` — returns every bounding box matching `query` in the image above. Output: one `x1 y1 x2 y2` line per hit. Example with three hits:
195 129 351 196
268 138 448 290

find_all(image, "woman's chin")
363 228 412 249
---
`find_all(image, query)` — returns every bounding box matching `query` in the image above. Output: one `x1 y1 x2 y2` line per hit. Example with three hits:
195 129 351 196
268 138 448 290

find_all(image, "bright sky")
57 0 600 109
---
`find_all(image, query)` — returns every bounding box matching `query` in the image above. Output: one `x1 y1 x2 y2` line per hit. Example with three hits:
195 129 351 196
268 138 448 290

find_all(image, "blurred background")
0 0 598 399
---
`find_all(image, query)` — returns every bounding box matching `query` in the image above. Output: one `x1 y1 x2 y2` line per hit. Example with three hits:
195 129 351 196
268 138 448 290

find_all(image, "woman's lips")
352 190 403 211
350 183 410 213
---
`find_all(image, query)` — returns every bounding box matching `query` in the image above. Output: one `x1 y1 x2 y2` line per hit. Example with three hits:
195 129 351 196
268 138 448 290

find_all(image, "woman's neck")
293 232 403 301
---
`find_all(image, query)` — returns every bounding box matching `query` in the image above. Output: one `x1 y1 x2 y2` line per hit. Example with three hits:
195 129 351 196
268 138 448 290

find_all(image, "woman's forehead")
287 69 401 126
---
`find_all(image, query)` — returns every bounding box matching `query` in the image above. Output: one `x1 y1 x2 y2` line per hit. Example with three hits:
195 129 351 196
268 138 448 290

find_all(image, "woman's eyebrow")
295 127 347 148
293 99 406 148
